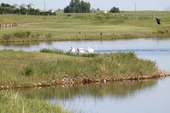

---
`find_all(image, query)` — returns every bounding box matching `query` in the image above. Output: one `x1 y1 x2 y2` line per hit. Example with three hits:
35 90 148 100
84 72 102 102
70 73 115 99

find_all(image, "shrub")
40 49 64 54
13 31 31 38
22 65 33 76
2 34 12 41
157 29 168 34
45 33 52 38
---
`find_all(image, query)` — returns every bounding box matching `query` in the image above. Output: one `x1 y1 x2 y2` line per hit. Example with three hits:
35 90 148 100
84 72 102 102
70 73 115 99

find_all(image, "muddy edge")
0 72 170 90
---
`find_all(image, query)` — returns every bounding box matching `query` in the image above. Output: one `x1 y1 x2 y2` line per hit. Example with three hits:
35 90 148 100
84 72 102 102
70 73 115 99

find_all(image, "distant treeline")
0 1 120 15
0 3 55 15
64 0 120 13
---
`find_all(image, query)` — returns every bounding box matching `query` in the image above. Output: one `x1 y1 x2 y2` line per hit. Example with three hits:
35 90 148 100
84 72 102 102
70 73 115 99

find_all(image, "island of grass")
0 92 67 113
0 50 166 89
0 12 170 43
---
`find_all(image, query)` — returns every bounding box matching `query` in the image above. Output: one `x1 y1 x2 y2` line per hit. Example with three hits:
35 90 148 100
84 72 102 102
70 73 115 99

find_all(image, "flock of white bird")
69 47 95 54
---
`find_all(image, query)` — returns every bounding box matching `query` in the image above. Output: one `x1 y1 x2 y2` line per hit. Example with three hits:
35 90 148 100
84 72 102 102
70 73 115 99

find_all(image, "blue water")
49 78 170 113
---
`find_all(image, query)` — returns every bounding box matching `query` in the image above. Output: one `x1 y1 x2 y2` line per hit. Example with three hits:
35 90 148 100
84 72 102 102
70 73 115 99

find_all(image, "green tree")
80 1 90 13
109 6 120 13
64 0 90 13
0 2 51 15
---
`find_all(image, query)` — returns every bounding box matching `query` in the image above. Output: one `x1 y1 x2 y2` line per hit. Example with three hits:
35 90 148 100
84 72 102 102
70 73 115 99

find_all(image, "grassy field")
0 12 170 42
0 51 157 84
0 92 67 113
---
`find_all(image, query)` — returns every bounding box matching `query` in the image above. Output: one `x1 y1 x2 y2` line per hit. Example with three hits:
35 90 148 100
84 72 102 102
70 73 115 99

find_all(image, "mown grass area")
0 51 157 84
0 92 67 113
0 12 170 42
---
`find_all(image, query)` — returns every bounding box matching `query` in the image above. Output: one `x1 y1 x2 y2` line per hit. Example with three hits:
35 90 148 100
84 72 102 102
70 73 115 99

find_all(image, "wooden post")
100 32 103 40
84 32 87 39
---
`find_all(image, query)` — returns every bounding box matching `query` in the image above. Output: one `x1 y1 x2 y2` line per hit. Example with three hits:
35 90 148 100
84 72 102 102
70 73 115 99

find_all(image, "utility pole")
44 0 46 11
26 0 28 16
134 1 137 21
134 2 136 13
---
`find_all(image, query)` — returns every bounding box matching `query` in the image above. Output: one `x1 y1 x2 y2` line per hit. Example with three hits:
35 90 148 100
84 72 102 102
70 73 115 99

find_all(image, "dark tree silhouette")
0 3 55 15
64 0 91 13
109 6 120 13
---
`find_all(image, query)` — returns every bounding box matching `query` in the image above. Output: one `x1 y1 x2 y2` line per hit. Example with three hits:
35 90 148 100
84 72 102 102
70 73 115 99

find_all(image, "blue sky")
0 0 170 11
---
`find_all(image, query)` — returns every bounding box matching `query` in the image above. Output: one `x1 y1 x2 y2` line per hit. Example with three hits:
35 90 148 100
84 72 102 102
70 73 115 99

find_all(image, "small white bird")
87 47 95 53
69 47 76 53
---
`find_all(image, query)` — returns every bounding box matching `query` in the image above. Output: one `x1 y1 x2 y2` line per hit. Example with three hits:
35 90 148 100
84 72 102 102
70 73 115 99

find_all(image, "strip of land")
0 12 170 42
0 50 169 89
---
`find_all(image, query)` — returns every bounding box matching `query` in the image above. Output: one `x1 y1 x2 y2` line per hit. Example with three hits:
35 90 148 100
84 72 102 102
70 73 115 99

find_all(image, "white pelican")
69 47 77 53
69 47 95 54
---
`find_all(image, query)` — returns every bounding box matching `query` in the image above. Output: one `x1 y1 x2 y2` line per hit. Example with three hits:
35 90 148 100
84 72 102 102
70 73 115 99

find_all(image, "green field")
0 51 157 85
0 12 170 42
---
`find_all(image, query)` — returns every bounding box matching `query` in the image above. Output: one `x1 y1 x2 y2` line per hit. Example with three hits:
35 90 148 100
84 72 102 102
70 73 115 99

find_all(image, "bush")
40 49 64 54
13 31 31 38
157 29 168 34
22 65 33 76
45 33 52 38
2 34 12 41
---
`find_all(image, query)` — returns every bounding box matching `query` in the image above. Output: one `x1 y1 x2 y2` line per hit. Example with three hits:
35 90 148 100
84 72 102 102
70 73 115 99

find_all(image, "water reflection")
15 80 162 113
16 78 170 113
17 80 157 100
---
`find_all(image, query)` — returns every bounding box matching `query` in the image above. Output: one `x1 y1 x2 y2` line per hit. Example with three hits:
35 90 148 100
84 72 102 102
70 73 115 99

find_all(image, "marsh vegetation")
0 51 157 85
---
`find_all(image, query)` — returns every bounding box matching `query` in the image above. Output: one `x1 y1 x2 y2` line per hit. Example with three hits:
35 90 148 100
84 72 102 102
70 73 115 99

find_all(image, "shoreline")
0 72 169 90
0 34 170 44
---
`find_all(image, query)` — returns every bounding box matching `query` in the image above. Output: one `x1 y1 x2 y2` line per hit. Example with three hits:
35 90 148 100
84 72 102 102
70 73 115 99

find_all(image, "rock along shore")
0 72 170 90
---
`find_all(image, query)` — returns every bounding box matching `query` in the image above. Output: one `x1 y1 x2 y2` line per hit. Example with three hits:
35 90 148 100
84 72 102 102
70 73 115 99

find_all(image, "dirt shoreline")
0 72 170 90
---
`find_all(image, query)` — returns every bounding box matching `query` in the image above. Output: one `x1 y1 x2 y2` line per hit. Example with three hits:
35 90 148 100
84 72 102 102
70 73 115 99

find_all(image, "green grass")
0 51 157 84
0 92 67 113
0 12 170 42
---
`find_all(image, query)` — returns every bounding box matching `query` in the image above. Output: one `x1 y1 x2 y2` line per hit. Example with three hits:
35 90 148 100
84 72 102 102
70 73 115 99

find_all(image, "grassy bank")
0 12 170 42
0 92 66 113
0 51 157 85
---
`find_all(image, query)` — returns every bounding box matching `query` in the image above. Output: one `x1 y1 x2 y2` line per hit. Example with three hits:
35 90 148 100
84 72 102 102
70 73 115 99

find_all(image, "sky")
0 0 170 11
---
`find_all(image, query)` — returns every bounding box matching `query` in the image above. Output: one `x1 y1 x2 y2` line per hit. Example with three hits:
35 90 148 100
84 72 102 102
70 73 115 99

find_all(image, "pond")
1 38 170 113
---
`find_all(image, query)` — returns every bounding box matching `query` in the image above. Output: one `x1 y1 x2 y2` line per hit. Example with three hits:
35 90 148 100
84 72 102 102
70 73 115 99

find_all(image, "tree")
0 2 53 15
19 4 27 14
0 3 16 14
109 6 120 13
80 1 90 13
64 0 91 13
